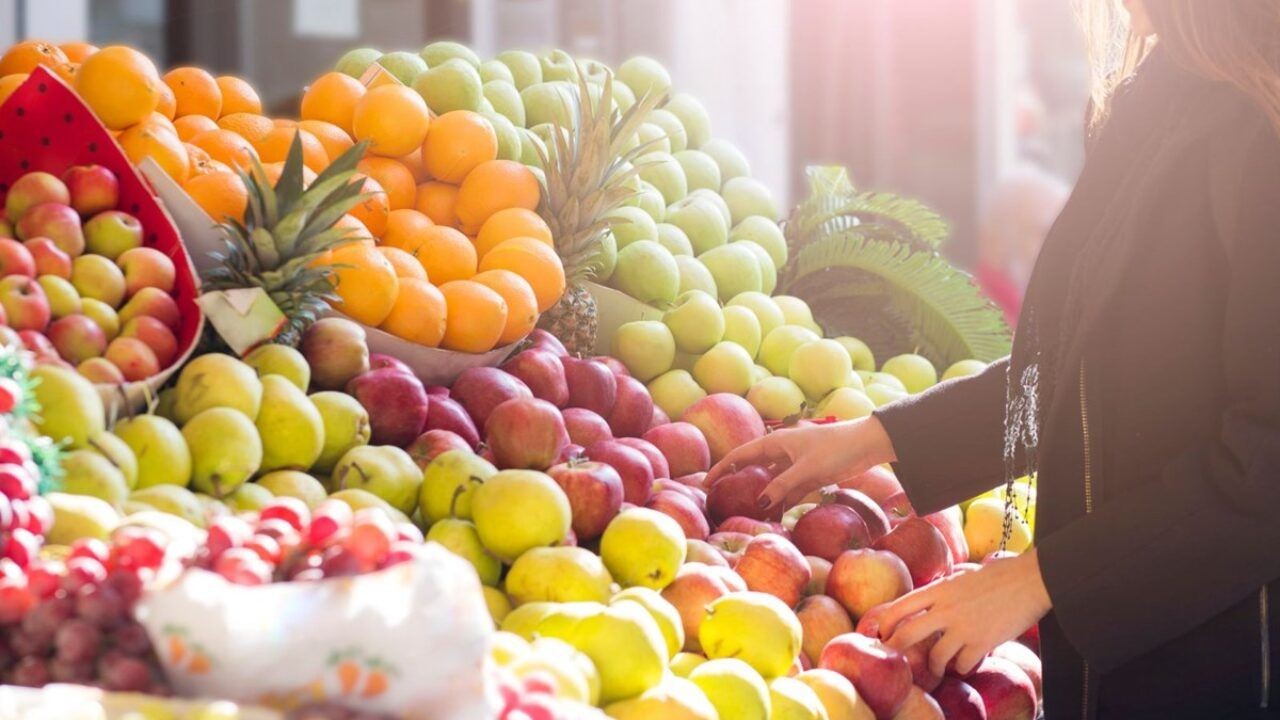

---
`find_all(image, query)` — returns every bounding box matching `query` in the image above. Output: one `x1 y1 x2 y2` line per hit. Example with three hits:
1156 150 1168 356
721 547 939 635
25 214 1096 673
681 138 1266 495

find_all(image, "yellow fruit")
699 592 802 679
599 508 687 590
74 45 162 130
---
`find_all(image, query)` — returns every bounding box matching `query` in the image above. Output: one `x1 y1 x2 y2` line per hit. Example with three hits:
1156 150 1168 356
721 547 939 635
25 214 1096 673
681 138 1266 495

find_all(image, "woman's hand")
878 549 1052 677
704 416 898 514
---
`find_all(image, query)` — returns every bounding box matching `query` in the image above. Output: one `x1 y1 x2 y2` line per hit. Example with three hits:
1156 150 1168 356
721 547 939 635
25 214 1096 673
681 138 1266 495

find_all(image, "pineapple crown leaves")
536 62 668 284
784 166 950 255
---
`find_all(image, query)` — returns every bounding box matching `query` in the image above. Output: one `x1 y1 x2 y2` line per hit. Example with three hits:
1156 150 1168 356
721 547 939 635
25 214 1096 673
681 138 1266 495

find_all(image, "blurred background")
0 0 1087 324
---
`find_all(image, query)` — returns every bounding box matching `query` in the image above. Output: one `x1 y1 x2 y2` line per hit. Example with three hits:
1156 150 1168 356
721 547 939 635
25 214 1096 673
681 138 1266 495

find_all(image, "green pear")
701 139 751 184
31 364 104 448
327 488 412 524
85 430 138 489
244 344 310 391
335 48 381 78
419 449 498 522
117 509 204 553
173 353 263 423
308 391 371 474
563 601 668 703
483 80 525 127
330 445 421 515
154 387 179 423
497 49 543 90
183 407 263 497
226 482 273 512
611 587 685 660
413 59 483 114
506 547 613 605
426 518 502 586
112 414 191 488
129 485 207 528
60 449 129 508
256 470 328 508
480 59 514 84
255 375 325 473
45 492 119 545
604 675 719 720
420 40 480 68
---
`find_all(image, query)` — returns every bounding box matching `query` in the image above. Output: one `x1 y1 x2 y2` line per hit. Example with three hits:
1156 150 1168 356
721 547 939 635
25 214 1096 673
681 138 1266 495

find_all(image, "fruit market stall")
0 37 1038 720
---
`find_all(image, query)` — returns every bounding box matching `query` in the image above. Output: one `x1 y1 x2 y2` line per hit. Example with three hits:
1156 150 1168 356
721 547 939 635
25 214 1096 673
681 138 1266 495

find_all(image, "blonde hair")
1080 0 1280 134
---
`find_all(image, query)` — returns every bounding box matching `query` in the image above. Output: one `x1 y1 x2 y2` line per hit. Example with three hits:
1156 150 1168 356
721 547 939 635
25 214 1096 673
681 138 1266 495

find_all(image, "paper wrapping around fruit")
134 543 496 719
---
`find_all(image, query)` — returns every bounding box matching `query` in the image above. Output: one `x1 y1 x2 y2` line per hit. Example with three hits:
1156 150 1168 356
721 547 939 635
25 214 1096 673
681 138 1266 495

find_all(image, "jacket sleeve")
873 357 1016 514
1037 117 1280 671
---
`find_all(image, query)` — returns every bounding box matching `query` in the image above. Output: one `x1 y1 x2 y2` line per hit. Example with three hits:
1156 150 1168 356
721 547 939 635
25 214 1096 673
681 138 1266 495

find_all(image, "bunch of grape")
284 701 399 720
0 526 169 692
193 498 425 586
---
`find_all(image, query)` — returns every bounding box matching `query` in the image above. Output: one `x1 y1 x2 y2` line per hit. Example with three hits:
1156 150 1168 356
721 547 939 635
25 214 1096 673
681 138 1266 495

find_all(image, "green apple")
309 391 371 474
727 292 784 341
722 177 779 225
540 49 579 83
329 445 421 514
173 353 263 424
789 339 853 400
226 482 273 512
699 591 801 679
667 196 728 255
507 546 613 604
647 369 707 420
617 56 672 99
37 275 80 318
657 223 694 256
613 240 680 307
729 216 787 269
129 484 206 528
472 469 571 561
698 244 761 302
881 353 938 394
769 677 826 720
518 127 547 168
413 58 483 113
735 240 777 294
865 383 908 407
255 375 325 473
184 407 262 498
113 414 191 488
497 49 543 90
665 93 713 149
700 139 750 184
631 180 668 223
759 325 820 377
691 658 771 720
815 387 875 421
943 359 988 381
60 449 129 508
675 150 722 193
521 81 575 127
483 80 526 127
663 290 725 355
771 296 813 328
606 206 659 250
427 518 504 586
647 108 688 153
480 59 514 84
689 188 732 227
693 341 755 396
636 123 672 155
256 470 328 508
419 40 480 67
335 48 382 78
611 586 685 659
636 151 688 205
612 81 636 113
612 320 677 382
564 601 668 704
861 371 906 392
675 255 717 297
31 364 104 449
244 343 309 391
600 507 686 589
716 305 764 364
752 364 771 384
747 377 806 421
604 675 718 720
377 50 427 84
419 448 498 522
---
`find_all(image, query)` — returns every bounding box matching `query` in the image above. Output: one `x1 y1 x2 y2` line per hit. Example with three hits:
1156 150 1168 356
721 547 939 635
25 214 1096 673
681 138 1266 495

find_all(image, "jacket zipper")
1079 362 1093 720
1262 586 1271 708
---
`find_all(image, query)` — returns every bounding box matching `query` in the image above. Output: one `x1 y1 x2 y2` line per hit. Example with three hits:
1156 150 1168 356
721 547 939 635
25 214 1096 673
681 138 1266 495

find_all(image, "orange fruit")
118 122 189 184
184 172 247 223
377 246 428 281
300 72 365 135
273 118 297 128
475 207 553 258
174 114 218 142
215 75 261 116
142 112 178 136
380 278 447 347
0 74 29 105
455 160 540 232
472 269 539 346
335 214 373 244
298 119 354 161
189 128 258 171
59 42 99 64
381 209 434 255
74 45 163 130
52 62 78 85
479 236 566 312
154 81 177 119
357 157 416 211
163 66 222 118
186 144 230 178
0 40 68 76
348 175 390 238
258 162 318 188
399 148 431 183
415 182 460 227
422 111 498 184
352 85 430 157
407 226 476 285
325 243 400 327
439 280 508 353
255 126 328 173
218 113 274 144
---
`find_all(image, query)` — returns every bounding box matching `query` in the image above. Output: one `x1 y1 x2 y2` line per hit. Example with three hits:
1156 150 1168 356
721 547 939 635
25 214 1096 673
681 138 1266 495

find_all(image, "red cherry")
69 538 111 565
307 500 353 546
110 527 166 570
395 522 424 543
245 534 282 565
0 463 35 500
26 562 61 599
0 578 34 623
260 497 310 532
383 540 419 567
206 515 253 559
346 509 395 566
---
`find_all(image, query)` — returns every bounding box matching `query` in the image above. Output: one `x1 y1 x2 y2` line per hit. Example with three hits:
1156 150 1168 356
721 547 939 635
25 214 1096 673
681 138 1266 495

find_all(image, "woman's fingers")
758 463 825 514
929 631 965 679
886 606 943 652
954 647 987 677
706 433 786 486
879 587 938 641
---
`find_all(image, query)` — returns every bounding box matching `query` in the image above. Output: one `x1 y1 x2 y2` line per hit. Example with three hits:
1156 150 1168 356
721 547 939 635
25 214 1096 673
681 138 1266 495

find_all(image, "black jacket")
876 50 1280 720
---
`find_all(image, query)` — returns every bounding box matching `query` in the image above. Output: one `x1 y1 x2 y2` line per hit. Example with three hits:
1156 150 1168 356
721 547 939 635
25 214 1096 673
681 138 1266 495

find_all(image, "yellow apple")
562 602 668 703
604 675 718 720
600 508 688 590
964 497 1032 560
690 658 771 720
671 652 709 678
795 669 875 720
471 469 571 561
700 591 802 678
506 546 613 604
612 586 685 659
769 676 826 720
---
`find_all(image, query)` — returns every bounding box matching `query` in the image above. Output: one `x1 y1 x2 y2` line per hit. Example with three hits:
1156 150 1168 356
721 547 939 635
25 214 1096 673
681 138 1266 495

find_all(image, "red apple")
18 329 56 358
839 465 904 507
584 439 654 505
450 367 532 428
923 510 969 566
826 488 892 542
716 515 786 536
299 317 369 391
555 442 584 464
118 288 181 331
686 539 728 567
369 352 414 375
902 629 943 692
406 429 472 469
15 203 84 256
675 471 709 491
653 478 706 512
563 407 613 447
5 172 70 221
548 458 624 540
0 276 50 331
931 678 987 720
484 397 569 470
117 247 175 296
593 355 630 378
792 503 872 562
881 492 916 525
62 165 119 217
423 395 480 448
660 562 746 652
796 594 853 665
706 464 776 523
104 337 159 381
616 437 670 479
819 632 914 719
1017 623 1040 655
119 315 178 368
991 641 1042 704
501 349 569 407
892 686 944 720
561 356 617 416
425 385 449 397
734 533 810 607
680 393 766 463
525 329 567 357
24 238 71 279
707 531 752 566
0 239 35 277
646 489 709 540
872 518 952 587
966 656 1036 720
607 375 654 438
47 314 107 364
346 368 430 447
827 549 913 620
648 405 669 430
804 556 832 596
642 421 709 479
78 357 125 384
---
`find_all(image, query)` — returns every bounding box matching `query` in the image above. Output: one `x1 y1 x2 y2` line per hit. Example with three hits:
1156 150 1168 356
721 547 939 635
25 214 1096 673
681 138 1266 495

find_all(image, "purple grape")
49 657 95 683
21 595 74 642
54 618 102 663
111 621 153 656
9 656 50 687
97 651 152 692
104 567 144 606
8 627 51 657
76 585 126 628
319 546 364 578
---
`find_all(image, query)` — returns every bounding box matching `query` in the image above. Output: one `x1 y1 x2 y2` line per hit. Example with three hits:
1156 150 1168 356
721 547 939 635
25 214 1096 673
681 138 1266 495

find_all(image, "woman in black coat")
708 1 1280 718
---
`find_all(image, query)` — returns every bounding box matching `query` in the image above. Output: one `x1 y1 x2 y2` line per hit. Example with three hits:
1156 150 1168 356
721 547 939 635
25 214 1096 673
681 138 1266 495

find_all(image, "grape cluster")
192 497 425 586
284 701 399 720
0 526 169 693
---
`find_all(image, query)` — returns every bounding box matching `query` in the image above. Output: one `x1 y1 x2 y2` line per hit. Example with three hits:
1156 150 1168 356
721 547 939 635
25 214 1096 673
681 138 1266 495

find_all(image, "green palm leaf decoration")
778 167 1011 367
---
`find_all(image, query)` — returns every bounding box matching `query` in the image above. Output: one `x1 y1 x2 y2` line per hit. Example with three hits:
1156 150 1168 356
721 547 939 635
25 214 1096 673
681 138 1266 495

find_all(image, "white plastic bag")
135 543 495 719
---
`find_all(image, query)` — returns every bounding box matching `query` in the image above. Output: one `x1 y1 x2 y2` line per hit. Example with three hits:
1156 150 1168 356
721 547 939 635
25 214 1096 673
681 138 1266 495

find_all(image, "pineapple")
535 64 666 355
203 136 371 346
